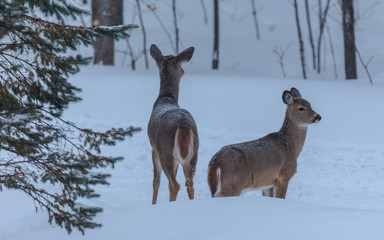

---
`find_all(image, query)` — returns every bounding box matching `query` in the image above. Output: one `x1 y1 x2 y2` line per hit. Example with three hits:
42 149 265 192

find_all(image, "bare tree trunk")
304 0 316 70
293 0 306 79
212 0 219 69
316 0 331 73
173 0 179 54
200 0 208 24
92 0 123 65
250 0 261 40
136 0 148 69
115 0 123 25
342 0 357 79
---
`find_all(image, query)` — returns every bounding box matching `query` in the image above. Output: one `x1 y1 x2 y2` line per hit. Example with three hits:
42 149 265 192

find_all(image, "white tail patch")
214 168 221 197
173 129 194 165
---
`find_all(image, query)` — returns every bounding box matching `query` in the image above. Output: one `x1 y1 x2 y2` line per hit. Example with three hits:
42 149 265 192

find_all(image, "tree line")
293 0 360 81
93 0 365 82
91 0 220 70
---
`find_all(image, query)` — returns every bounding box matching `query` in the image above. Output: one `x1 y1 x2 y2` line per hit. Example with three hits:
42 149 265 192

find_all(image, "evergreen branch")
0 1 141 234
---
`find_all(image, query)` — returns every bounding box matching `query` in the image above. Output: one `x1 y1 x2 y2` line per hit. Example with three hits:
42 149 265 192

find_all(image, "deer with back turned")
208 88 321 198
148 44 198 204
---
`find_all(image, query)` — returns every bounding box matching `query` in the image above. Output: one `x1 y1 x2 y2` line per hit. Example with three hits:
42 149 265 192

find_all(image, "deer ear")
282 90 294 105
150 44 163 63
290 87 302 99
176 47 194 63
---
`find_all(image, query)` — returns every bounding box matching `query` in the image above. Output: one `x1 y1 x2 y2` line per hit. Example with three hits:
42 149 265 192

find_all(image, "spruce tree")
0 0 139 234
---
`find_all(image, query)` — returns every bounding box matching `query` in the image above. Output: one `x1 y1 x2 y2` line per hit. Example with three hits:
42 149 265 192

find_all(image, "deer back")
208 88 321 197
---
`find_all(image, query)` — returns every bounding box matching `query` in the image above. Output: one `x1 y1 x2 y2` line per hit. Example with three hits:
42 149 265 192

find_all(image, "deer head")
150 44 194 80
150 44 194 102
282 87 321 127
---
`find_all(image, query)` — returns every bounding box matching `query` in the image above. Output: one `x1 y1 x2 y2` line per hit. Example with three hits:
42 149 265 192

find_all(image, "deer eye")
299 107 305 112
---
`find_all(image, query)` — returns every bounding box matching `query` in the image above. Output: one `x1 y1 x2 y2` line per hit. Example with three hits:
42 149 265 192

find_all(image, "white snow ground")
1 68 384 240
1 0 384 239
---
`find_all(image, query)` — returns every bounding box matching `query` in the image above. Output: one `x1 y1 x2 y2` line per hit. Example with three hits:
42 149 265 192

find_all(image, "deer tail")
175 127 194 164
208 165 221 198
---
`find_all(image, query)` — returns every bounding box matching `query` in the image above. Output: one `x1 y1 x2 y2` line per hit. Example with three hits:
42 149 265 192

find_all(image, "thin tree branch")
145 3 176 52
293 0 307 79
355 46 373 85
325 22 338 79
136 0 149 69
305 0 316 70
200 0 208 24
251 0 261 40
316 0 331 73
172 0 179 54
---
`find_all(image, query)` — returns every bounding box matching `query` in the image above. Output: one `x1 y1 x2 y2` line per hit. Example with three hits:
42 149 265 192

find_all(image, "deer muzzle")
314 114 322 123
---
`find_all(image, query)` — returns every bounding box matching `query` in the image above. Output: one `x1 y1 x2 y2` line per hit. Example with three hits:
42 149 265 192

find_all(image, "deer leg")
275 182 289 199
262 187 274 197
182 160 196 200
162 155 180 202
151 150 162 205
168 175 180 202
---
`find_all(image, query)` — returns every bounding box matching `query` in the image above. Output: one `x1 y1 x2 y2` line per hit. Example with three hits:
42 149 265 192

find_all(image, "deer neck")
157 73 180 104
279 113 307 159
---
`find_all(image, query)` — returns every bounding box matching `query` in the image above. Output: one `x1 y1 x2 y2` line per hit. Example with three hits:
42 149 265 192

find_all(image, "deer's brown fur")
208 88 321 198
148 45 199 204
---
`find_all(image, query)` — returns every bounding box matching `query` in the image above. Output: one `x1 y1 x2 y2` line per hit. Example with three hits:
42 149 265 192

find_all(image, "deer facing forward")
148 44 199 204
208 88 321 198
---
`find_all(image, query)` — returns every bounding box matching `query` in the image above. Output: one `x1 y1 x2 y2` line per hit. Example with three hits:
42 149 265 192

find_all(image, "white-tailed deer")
148 44 199 204
208 88 321 198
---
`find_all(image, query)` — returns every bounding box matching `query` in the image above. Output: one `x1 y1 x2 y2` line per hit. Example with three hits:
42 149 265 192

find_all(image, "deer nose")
314 114 322 122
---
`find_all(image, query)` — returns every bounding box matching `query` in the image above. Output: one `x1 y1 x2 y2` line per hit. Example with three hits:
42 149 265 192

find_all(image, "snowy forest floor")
1 67 383 239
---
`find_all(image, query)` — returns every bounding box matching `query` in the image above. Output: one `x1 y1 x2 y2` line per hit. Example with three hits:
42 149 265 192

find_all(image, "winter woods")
292 0 359 80
90 0 368 82
0 0 381 237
